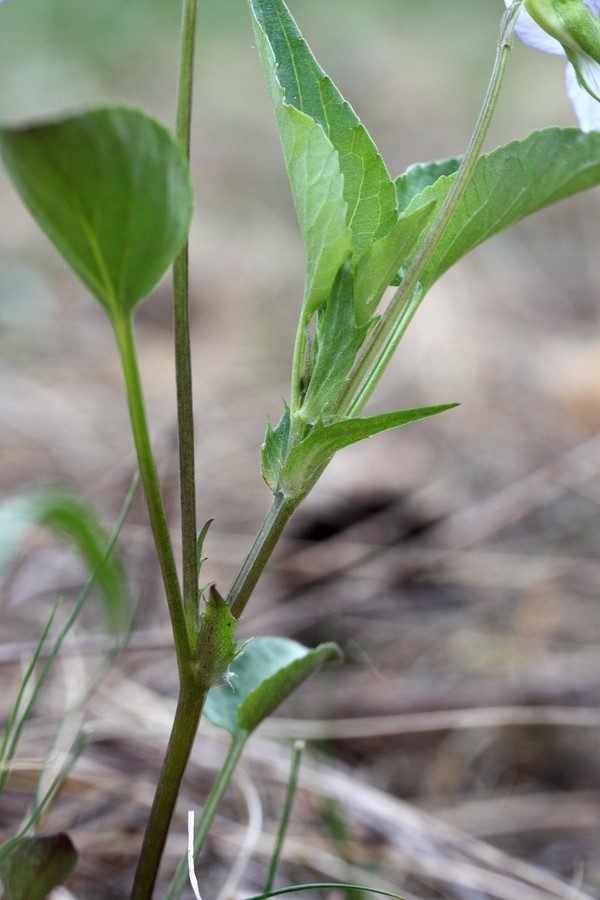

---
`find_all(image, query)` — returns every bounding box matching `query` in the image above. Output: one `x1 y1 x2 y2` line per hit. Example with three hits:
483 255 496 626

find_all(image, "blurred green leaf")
280 405 457 496
0 833 78 900
0 106 193 320
204 637 342 737
403 128 600 291
0 487 129 633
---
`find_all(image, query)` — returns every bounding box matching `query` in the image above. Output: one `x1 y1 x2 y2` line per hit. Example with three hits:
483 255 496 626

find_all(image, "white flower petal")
504 0 565 54
506 0 600 55
568 47 600 99
565 61 600 128
505 0 600 126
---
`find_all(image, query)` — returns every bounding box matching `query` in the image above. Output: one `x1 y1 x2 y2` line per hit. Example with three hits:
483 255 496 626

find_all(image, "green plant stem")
129 6 205 896
112 313 189 672
264 740 305 894
130 683 207 900
226 491 299 620
335 0 525 417
176 0 199 158
166 732 247 899
115 311 204 899
174 250 198 640
174 0 199 639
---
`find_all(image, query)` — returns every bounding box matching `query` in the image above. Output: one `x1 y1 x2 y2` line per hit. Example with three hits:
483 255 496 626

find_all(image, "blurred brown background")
1 2 600 898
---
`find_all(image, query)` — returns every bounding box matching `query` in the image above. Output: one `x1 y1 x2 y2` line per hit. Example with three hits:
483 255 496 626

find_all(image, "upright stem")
176 0 199 157
166 733 247 899
113 313 189 673
335 0 525 417
130 683 207 900
130 6 205 897
131 8 206 900
174 0 200 639
226 492 299 620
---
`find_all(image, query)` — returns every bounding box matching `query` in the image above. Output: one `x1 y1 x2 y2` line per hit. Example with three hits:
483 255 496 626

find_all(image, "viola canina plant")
1 0 600 898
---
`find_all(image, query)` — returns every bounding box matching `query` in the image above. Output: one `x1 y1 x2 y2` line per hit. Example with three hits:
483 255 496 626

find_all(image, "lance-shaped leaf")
247 0 397 258
0 106 193 320
0 487 129 633
279 405 457 497
204 637 342 738
401 127 600 292
247 0 398 299
250 14 352 317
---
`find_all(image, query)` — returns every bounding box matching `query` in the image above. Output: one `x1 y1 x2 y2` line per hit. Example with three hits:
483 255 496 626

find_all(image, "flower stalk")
334 0 526 418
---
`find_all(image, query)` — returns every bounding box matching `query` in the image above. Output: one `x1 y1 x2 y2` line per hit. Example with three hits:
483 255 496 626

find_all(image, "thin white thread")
188 810 202 900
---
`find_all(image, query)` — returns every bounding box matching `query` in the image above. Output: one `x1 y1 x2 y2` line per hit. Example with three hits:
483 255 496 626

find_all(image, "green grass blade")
244 883 407 900
0 600 62 793
0 475 138 795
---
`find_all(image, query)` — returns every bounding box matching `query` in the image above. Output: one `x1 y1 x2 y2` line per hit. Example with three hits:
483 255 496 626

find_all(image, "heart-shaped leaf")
204 637 342 737
0 106 193 320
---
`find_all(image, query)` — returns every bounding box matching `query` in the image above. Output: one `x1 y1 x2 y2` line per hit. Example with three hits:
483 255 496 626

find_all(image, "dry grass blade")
246 738 594 900
266 705 600 740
